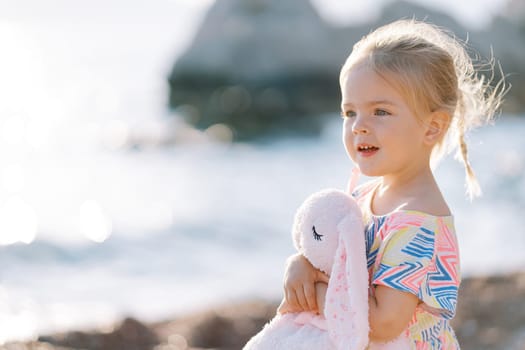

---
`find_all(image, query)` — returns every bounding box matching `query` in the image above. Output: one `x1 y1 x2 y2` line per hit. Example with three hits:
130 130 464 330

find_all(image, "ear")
424 110 451 145
325 214 369 349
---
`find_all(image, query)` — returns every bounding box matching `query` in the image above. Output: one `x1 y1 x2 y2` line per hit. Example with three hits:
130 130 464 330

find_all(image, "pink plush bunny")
244 182 410 350
244 188 369 350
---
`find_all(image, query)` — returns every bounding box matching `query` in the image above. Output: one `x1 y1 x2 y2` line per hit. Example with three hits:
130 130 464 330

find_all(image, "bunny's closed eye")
312 226 323 241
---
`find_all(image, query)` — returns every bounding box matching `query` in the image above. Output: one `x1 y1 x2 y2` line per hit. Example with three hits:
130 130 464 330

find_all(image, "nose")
351 115 369 135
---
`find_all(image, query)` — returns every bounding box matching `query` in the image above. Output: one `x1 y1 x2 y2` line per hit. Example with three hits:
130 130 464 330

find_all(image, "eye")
341 110 356 119
374 109 391 116
312 226 323 241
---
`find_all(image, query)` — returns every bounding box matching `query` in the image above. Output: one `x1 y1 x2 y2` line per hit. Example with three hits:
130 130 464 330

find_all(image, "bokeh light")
101 119 130 151
0 196 38 245
79 200 112 243
205 123 234 143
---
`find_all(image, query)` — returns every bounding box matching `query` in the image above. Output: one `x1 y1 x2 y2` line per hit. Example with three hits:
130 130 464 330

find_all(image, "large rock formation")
168 0 525 140
168 0 347 140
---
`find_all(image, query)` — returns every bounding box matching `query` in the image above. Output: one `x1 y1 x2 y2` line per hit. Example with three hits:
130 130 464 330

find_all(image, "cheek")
343 119 356 160
342 121 355 159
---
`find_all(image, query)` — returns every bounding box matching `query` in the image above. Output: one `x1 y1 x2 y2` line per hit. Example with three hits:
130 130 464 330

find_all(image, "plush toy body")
243 189 410 350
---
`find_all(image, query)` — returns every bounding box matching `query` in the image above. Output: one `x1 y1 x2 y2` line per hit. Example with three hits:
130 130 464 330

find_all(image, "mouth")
356 144 379 156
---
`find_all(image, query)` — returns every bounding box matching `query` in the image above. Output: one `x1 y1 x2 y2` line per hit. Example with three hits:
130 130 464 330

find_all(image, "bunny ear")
346 167 361 194
325 214 369 350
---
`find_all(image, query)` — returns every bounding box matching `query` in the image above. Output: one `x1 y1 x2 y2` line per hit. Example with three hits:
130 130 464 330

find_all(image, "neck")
379 167 435 194
379 155 435 193
371 168 437 215
372 166 449 217
371 163 438 215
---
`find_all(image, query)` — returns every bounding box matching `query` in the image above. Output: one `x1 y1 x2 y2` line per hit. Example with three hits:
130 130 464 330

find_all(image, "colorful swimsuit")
353 181 461 349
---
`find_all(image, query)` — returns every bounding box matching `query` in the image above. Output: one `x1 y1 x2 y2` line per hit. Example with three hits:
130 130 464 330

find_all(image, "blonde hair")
340 19 506 200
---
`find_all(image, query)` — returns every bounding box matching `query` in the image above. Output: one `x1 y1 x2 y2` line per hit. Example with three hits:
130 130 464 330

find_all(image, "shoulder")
381 211 455 248
383 211 455 244
386 209 452 227
382 213 437 252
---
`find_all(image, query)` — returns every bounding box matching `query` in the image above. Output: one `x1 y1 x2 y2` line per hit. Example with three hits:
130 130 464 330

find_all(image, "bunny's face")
292 189 360 275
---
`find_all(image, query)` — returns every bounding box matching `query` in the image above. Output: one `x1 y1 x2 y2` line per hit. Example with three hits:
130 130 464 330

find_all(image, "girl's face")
341 64 432 180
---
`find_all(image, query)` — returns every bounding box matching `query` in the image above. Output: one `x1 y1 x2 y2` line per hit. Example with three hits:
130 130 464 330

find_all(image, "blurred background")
0 0 524 346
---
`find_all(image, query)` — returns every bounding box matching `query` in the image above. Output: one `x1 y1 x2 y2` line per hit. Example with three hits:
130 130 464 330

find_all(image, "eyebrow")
342 100 397 109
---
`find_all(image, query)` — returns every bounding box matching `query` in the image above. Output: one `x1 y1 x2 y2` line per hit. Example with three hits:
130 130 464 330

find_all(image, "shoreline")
2 271 524 350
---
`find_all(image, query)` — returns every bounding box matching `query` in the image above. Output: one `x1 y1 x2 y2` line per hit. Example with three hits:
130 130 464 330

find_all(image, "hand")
282 253 329 313
315 282 328 317
276 298 293 315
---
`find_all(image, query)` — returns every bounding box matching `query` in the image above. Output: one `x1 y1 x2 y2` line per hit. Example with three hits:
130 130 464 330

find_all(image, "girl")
278 19 505 349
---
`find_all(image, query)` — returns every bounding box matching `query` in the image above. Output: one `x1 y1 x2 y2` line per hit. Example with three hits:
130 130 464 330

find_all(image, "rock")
152 300 279 350
0 342 76 350
37 317 159 350
452 272 525 350
168 0 345 140
109 318 159 350
168 0 525 140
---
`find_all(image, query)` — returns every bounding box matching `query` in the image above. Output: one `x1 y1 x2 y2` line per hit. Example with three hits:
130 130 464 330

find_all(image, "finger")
316 270 330 284
277 299 288 314
285 289 301 312
303 283 318 312
278 300 294 314
295 287 309 311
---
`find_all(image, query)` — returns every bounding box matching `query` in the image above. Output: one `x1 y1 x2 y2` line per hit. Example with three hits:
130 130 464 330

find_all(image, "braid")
458 131 481 200
453 58 506 199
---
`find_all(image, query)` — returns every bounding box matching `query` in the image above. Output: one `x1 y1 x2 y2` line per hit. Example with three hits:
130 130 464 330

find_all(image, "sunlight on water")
1 164 25 193
1 118 26 148
101 119 130 151
0 288 38 344
25 118 54 153
0 22 42 109
0 196 38 245
79 200 112 243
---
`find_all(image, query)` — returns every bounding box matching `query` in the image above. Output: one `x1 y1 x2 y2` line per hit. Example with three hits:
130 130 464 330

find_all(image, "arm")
368 285 419 342
277 253 329 314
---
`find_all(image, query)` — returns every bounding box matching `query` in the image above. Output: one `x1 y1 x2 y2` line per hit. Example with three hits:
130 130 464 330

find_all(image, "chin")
357 166 383 177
